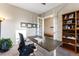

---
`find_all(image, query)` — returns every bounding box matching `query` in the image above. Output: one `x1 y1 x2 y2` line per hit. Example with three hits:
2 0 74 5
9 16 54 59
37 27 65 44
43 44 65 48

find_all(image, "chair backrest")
18 33 36 56
19 33 25 47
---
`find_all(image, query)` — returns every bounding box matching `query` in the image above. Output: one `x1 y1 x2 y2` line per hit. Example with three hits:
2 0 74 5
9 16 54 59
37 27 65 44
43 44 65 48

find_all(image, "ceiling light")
41 3 46 5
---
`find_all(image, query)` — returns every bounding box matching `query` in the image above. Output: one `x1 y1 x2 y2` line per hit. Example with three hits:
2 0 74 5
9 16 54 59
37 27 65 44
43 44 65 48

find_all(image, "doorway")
44 16 53 39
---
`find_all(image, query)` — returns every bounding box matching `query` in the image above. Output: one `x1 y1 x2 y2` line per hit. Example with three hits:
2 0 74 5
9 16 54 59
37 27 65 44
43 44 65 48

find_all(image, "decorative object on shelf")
64 15 67 19
66 25 68 29
67 26 71 29
64 25 71 29
77 20 79 24
69 14 74 19
71 25 74 29
64 24 74 29
64 21 67 24
0 38 13 52
64 25 67 29
67 20 72 24
67 36 76 39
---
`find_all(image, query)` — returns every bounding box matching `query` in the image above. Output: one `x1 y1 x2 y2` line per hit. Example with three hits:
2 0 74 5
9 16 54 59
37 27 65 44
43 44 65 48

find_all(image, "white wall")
0 3 38 44
41 3 79 41
41 4 66 41
1 3 79 44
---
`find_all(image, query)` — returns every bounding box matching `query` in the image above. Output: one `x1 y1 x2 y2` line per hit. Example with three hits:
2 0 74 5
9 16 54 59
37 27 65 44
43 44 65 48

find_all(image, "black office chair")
18 33 36 56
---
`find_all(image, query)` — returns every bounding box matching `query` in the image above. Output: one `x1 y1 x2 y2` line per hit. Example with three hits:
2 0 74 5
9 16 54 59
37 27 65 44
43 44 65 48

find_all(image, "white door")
36 17 44 38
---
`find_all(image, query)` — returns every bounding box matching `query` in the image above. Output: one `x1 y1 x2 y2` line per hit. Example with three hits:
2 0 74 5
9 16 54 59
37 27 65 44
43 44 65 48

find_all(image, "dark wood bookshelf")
62 11 79 53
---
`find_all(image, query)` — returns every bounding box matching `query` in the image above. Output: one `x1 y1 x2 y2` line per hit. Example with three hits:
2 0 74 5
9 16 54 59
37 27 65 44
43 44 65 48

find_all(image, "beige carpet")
0 45 19 56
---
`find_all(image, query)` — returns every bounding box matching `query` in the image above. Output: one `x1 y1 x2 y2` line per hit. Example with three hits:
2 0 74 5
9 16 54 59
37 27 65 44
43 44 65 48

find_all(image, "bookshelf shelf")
63 32 75 34
63 42 75 46
63 18 75 20
62 37 76 40
63 29 75 30
63 23 75 25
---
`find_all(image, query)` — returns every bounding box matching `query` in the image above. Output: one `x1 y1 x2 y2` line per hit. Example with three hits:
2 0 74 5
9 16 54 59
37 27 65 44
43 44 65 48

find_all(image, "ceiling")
9 3 62 14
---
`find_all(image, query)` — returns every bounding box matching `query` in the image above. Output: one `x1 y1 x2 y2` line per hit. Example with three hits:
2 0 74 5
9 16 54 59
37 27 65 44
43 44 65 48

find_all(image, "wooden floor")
56 47 79 56
34 46 79 56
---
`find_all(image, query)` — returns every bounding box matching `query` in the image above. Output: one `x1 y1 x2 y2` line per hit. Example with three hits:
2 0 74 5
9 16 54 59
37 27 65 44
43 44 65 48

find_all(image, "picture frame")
32 24 37 28
20 22 37 28
21 22 27 28
27 23 32 28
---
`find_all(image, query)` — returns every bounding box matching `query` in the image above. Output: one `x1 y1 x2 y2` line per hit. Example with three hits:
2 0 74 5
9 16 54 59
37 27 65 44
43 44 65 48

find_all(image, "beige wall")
44 17 53 35
0 3 38 44
41 3 79 41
